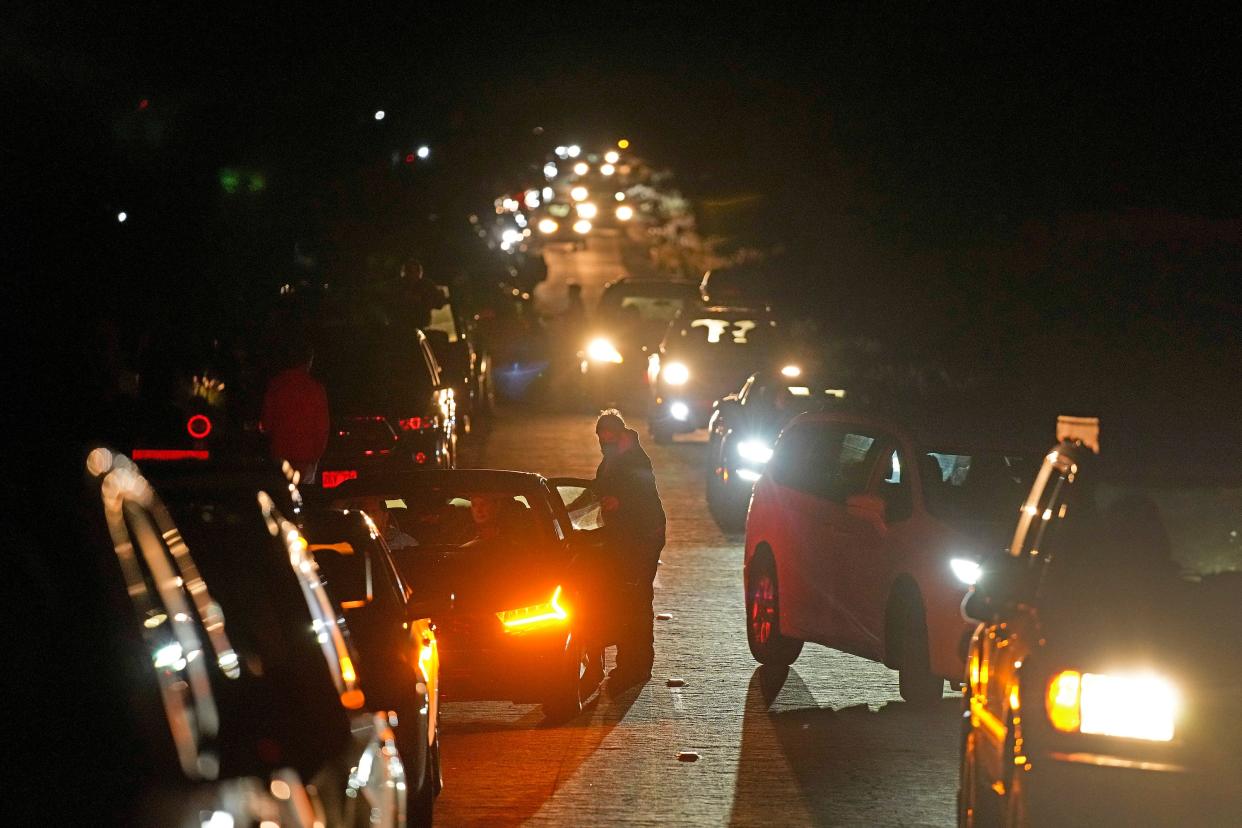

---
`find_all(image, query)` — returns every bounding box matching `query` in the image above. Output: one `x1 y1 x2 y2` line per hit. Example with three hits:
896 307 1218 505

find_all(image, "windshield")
921 451 1036 523
332 484 552 549
1066 482 1242 579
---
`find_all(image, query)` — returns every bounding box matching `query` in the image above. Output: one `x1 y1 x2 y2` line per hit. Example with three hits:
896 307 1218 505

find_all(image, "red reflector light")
322 470 359 488
186 414 213 439
398 417 423 431
414 452 428 464
133 449 210 461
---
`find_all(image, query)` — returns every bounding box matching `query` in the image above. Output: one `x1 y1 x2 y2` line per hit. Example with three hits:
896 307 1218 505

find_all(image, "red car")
743 410 1035 703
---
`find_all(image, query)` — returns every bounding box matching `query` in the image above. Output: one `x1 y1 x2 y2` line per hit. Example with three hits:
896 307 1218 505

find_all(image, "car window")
880 447 914 521
770 424 884 501
426 289 459 343
316 329 435 414
554 483 605 531
923 451 1035 523
333 485 554 548
615 295 688 323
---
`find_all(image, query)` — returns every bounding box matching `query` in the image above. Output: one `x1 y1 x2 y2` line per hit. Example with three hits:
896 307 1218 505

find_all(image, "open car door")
548 477 605 532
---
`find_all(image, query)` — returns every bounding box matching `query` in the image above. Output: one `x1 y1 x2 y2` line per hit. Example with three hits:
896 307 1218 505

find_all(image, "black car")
315 326 457 488
304 508 443 825
959 421 1242 826
579 277 699 405
705 366 848 529
328 469 608 720
73 450 417 826
423 284 493 436
647 306 780 443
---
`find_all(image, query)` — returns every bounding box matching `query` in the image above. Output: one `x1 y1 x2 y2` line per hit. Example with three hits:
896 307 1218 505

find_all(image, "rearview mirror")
309 542 372 609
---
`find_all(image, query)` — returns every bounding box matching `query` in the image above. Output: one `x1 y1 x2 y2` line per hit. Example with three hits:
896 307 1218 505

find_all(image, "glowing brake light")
398 417 423 431
186 414 213 439
496 586 569 632
321 470 358 489
132 449 210 461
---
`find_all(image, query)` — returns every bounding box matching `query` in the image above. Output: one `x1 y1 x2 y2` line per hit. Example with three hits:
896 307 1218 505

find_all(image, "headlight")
573 219 592 234
586 337 623 364
496 585 569 633
780 364 801 378
662 362 690 385
576 202 598 219
537 218 559 234
950 557 981 585
736 439 774 464
615 204 634 221
1046 670 1178 741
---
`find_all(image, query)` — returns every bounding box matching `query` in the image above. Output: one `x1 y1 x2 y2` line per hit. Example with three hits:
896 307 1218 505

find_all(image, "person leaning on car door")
592 409 667 689
261 337 329 484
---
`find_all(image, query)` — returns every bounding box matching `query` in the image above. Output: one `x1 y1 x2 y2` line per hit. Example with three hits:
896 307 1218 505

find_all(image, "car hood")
390 540 564 613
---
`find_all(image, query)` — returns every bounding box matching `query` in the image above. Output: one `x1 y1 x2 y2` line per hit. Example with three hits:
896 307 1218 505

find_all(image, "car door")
547 477 605 533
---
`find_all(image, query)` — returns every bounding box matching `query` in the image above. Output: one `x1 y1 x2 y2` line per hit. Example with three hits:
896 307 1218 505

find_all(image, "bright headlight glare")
537 218 559 234
737 439 774 464
586 337 623 364
1046 670 1178 741
950 557 981 585
573 219 592 234
662 362 690 385
576 201 598 219
780 364 802 378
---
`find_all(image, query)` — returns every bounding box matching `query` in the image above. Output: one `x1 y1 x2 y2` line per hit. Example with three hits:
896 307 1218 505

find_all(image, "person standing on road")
593 410 666 688
260 339 329 484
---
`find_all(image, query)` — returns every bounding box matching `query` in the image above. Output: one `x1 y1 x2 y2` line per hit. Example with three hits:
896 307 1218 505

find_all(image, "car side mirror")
309 542 372 609
961 551 1025 623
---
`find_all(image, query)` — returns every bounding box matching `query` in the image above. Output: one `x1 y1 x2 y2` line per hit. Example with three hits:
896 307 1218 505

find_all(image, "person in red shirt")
261 340 329 484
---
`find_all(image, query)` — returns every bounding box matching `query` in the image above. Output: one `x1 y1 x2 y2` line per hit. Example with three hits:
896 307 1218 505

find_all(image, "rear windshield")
332 483 553 549
601 284 697 323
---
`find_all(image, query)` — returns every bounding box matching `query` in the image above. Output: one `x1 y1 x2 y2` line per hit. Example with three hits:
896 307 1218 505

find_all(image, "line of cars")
730 403 1242 824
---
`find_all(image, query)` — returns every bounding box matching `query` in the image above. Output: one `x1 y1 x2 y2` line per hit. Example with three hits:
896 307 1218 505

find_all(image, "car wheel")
543 638 601 722
745 554 803 665
898 602 944 705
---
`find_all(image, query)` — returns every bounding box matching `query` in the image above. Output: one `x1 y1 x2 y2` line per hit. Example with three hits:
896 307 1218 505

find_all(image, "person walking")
260 339 329 484
592 409 666 688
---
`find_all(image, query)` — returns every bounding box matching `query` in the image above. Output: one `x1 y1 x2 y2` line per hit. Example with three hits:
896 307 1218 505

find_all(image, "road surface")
441 411 961 827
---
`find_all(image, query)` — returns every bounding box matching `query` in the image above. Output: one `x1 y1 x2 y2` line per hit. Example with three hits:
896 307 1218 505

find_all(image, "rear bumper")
436 625 574 703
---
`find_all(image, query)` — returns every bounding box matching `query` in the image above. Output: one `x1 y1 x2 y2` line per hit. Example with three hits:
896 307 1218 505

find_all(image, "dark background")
7 4 1241 424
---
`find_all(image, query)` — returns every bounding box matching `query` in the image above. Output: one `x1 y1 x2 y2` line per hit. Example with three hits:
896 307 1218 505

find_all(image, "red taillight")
398 417 423 431
414 452 428 464
186 414 212 440
322 470 358 488
133 449 210 461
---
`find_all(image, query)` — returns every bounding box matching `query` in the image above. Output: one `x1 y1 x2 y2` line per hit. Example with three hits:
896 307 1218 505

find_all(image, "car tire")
542 638 601 722
897 601 944 706
745 553 803 665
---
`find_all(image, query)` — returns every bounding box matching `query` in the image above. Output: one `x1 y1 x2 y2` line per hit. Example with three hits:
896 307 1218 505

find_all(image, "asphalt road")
441 412 962 827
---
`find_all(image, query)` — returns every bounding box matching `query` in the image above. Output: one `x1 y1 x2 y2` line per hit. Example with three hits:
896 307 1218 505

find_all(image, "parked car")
743 410 1036 703
579 278 699 405
647 306 780 443
145 457 428 826
423 284 492 436
958 421 1242 826
705 366 847 530
303 508 442 825
328 469 608 720
315 326 457 488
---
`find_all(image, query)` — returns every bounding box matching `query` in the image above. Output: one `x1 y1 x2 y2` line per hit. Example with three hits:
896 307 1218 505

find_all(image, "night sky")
8 4 1241 415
